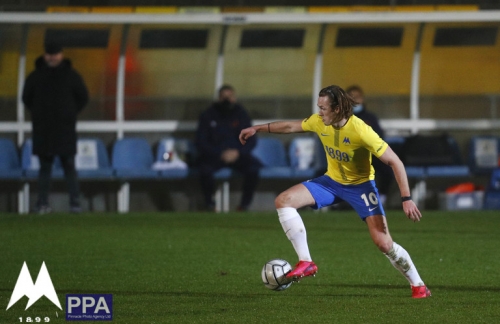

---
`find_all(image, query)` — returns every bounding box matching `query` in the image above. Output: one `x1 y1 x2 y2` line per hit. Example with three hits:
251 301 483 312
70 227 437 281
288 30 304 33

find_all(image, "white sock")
277 207 312 262
385 242 424 287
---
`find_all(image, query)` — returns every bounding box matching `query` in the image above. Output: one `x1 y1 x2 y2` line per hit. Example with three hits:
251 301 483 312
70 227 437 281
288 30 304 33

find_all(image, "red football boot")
285 261 318 281
411 285 432 299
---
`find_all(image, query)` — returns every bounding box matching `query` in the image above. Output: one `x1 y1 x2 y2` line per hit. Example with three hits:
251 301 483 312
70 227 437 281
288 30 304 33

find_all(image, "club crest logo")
6 262 61 310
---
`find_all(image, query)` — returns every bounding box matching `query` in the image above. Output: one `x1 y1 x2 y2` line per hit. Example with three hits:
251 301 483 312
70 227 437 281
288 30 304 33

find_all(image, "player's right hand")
239 127 256 145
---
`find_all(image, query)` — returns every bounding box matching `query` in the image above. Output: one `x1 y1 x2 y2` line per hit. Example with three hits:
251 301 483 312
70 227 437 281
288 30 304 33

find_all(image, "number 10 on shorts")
360 192 378 206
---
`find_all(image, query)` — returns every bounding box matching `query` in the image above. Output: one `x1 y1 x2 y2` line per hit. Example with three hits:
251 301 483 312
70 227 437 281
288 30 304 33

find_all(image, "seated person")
195 85 261 211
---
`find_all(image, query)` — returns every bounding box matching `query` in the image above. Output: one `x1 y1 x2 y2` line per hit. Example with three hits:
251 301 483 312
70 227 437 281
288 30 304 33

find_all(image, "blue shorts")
302 175 385 220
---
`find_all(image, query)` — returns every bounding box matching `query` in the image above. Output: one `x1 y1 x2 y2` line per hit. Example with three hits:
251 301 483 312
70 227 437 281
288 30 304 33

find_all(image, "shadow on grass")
317 283 500 293
2 283 497 299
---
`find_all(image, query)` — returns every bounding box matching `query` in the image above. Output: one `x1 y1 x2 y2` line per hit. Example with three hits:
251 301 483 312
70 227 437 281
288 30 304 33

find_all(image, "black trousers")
199 154 261 209
36 154 80 207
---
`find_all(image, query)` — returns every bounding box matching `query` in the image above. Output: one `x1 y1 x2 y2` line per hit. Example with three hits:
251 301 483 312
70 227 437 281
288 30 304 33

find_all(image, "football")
261 259 293 291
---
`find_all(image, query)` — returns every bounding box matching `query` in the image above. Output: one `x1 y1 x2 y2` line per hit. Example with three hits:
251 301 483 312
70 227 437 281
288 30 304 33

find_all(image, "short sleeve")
301 114 319 132
360 124 388 158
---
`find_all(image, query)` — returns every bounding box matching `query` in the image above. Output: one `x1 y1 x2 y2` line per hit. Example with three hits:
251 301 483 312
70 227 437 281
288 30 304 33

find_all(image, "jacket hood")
35 56 72 70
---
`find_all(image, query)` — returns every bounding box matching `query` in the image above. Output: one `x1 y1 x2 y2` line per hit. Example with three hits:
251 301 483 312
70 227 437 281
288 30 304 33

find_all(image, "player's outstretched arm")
239 120 304 145
378 146 423 222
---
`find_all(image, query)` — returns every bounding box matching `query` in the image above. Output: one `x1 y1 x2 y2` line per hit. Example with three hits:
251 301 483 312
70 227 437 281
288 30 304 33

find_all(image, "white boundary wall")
1 10 500 142
2 10 500 213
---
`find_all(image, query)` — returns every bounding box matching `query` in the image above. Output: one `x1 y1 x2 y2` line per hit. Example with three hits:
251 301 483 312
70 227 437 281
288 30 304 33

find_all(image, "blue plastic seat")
252 137 292 178
402 134 470 178
214 168 234 179
288 136 320 179
468 136 499 175
425 135 470 178
0 138 23 179
405 166 426 178
21 139 63 179
484 168 500 209
426 165 470 177
76 138 114 179
385 136 406 146
155 137 189 179
487 168 500 191
385 136 406 159
112 138 158 179
484 192 500 210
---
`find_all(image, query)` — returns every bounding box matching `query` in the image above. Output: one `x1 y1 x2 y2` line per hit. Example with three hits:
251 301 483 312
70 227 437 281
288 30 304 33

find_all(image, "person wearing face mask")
195 85 261 211
346 85 393 207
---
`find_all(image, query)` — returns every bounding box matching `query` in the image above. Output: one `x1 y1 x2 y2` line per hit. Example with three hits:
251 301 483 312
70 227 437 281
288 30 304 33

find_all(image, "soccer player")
239 85 431 298
347 85 393 207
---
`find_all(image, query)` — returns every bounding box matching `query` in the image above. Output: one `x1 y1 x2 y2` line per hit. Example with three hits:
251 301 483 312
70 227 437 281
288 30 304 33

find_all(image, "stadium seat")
112 137 158 179
0 138 23 179
484 192 500 210
155 137 189 179
403 134 470 178
484 169 500 209
487 168 500 191
385 136 406 159
213 168 234 179
405 166 426 178
21 139 64 179
425 135 470 178
384 136 426 178
288 136 321 178
76 138 114 179
426 165 470 177
252 137 292 178
468 136 499 175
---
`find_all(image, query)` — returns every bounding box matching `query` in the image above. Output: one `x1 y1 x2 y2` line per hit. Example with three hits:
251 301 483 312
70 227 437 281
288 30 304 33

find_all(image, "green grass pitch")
1 210 499 323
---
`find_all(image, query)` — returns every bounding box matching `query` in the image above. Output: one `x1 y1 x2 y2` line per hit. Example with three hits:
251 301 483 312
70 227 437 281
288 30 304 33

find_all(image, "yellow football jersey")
301 114 388 185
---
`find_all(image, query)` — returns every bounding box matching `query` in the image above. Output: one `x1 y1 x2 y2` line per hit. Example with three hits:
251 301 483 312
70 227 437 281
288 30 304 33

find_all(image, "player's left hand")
403 200 422 222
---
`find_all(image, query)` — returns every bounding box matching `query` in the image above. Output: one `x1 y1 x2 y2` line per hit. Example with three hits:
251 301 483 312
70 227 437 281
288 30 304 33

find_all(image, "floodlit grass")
1 211 499 323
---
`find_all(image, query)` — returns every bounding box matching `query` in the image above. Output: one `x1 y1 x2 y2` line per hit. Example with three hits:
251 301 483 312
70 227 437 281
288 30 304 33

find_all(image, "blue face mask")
353 104 363 114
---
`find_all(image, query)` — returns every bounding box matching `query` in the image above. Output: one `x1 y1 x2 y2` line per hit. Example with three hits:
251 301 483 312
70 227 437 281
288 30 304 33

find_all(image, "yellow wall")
2 22 500 100
24 24 122 98
126 24 220 98
0 25 22 97
224 24 319 97
322 24 418 96
419 23 500 95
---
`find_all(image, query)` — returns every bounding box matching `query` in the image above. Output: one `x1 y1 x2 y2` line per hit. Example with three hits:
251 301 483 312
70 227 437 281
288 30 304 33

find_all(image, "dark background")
1 0 499 11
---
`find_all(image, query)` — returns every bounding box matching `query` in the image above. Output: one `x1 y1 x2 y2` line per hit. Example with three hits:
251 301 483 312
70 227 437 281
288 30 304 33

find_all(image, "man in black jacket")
22 43 89 214
196 85 261 211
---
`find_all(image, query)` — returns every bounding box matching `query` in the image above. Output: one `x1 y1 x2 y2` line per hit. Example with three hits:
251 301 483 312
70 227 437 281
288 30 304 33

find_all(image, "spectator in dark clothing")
196 85 261 211
347 85 393 206
22 42 89 214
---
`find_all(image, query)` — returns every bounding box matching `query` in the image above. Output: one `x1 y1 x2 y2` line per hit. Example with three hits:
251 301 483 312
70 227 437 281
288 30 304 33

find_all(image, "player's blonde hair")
319 85 354 124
